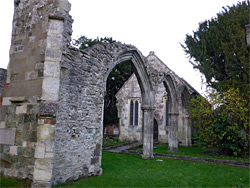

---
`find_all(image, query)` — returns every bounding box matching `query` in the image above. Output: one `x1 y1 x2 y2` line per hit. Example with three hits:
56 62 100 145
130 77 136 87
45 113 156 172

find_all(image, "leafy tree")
73 35 116 49
104 62 134 126
189 88 249 156
181 1 250 97
73 36 134 127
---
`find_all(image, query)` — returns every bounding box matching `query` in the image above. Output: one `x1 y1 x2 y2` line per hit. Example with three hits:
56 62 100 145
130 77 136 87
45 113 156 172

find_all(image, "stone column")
186 115 192 146
141 106 155 159
168 112 178 152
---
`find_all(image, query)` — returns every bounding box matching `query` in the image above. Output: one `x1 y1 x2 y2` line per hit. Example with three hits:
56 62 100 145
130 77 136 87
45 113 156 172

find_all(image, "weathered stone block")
46 36 63 50
35 143 45 159
45 152 53 159
38 124 55 141
33 159 53 182
45 49 62 62
41 77 60 101
16 104 27 114
45 139 54 152
48 19 64 36
0 122 6 128
0 129 16 145
10 146 18 155
2 97 11 106
43 61 60 78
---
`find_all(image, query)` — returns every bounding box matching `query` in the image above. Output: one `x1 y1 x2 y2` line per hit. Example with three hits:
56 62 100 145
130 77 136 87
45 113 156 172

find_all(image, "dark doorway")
153 119 158 141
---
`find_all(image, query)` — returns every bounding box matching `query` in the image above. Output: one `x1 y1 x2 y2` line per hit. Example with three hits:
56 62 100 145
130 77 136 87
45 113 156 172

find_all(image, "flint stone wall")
0 68 7 96
53 43 145 185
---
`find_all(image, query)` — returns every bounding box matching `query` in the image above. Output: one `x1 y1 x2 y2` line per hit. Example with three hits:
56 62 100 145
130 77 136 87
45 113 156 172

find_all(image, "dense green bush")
189 88 249 156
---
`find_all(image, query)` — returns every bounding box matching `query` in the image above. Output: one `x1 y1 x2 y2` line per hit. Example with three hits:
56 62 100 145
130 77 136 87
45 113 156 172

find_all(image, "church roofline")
115 73 136 98
147 51 200 95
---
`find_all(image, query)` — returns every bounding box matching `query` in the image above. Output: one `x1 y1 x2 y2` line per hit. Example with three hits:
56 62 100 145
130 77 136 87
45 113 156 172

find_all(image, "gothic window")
129 99 139 126
135 101 139 126
130 100 134 125
165 100 169 126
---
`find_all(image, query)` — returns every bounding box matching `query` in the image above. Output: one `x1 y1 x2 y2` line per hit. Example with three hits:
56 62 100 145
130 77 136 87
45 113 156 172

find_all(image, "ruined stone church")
116 52 199 146
0 0 203 187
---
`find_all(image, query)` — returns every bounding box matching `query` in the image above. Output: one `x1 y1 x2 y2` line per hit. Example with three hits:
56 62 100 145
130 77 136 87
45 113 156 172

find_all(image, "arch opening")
103 49 155 160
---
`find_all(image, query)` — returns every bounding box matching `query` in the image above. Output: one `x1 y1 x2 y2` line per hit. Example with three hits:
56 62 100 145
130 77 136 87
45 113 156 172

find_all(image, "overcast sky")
0 0 242 94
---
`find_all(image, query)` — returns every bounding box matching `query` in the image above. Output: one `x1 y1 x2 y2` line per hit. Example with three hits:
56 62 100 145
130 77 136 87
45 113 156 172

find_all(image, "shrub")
189 88 249 156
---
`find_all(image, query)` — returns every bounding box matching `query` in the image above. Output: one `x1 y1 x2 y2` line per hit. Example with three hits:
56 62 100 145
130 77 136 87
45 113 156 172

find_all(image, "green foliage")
104 61 134 126
189 88 249 156
73 36 116 49
181 1 250 97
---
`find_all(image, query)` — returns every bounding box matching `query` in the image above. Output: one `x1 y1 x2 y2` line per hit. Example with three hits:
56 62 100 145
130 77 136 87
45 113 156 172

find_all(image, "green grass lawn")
152 144 249 162
54 152 250 188
102 137 124 147
0 176 28 188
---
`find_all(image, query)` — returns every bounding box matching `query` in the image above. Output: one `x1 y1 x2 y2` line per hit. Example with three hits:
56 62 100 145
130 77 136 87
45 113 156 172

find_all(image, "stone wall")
52 43 152 185
116 75 143 142
0 68 7 96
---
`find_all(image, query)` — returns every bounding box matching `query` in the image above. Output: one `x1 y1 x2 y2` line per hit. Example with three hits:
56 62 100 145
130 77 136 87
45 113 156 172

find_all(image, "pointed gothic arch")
104 48 155 159
162 74 179 152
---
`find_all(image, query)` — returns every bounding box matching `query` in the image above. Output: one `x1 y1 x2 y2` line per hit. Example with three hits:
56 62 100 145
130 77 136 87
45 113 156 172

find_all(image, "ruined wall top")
3 0 73 98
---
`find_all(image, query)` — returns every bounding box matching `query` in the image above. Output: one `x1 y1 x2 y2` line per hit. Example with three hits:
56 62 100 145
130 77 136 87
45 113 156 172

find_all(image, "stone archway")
104 49 155 159
52 43 155 185
162 75 179 152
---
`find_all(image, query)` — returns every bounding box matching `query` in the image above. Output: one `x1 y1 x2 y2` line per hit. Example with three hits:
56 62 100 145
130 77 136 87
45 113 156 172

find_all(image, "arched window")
130 100 134 125
165 100 169 126
134 101 139 126
129 99 140 126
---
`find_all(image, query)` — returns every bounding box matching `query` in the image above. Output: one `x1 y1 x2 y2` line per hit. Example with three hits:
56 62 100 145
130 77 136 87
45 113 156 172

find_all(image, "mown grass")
152 144 250 162
54 152 249 188
102 136 124 147
0 176 27 188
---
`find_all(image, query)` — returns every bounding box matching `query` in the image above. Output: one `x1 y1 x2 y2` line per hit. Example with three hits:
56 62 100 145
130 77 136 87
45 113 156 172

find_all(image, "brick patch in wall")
44 118 56 125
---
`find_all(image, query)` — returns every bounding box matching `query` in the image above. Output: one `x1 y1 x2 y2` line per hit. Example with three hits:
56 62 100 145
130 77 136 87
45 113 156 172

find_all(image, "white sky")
0 0 242 94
